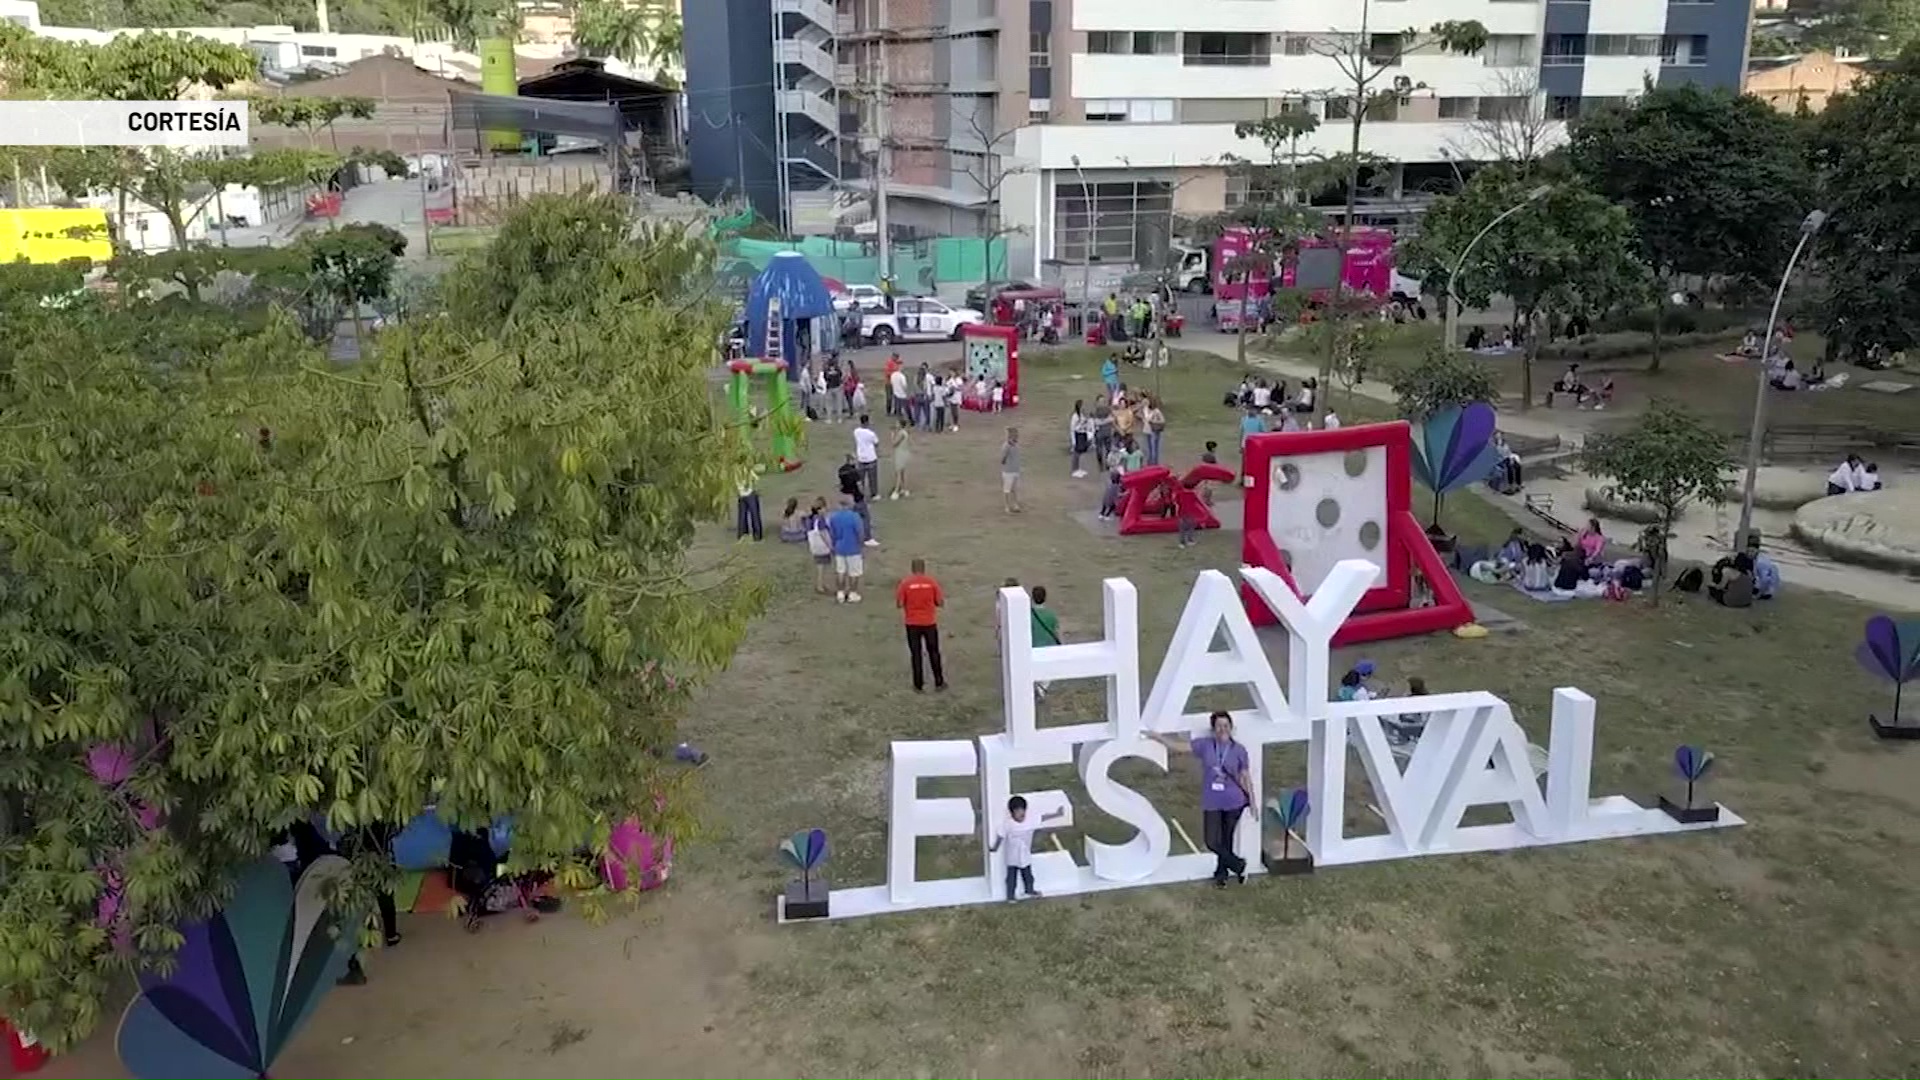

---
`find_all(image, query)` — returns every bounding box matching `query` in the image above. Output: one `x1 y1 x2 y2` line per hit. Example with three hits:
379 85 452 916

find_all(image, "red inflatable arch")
1239 420 1474 646
1117 464 1238 536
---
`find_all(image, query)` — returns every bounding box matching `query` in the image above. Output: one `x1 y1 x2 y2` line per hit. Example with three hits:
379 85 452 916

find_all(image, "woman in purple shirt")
1191 710 1253 888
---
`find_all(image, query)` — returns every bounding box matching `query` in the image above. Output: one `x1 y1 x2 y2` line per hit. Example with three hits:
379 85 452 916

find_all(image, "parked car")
862 297 985 345
832 284 890 313
965 279 1036 312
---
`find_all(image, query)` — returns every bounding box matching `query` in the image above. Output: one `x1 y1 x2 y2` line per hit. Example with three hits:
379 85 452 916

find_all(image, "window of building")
1482 34 1536 67
1029 106 1050 124
1542 34 1585 64
1053 179 1175 263
1179 98 1270 123
1279 34 1319 56
1662 34 1709 65
1324 96 1354 120
1587 34 1662 57
1547 95 1580 119
1083 99 1175 123
1182 32 1270 66
1437 96 1476 119
1224 172 1249 209
1367 33 1405 66
300 44 338 57
1476 95 1528 121
1088 30 1173 55
1030 31 1051 65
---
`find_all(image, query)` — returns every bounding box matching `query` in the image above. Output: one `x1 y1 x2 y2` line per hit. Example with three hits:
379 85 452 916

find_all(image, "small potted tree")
1581 402 1732 604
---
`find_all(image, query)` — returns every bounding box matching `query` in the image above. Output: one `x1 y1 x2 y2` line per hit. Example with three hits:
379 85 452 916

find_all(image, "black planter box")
1869 714 1920 740
1658 796 1720 824
782 877 829 920
1261 849 1315 875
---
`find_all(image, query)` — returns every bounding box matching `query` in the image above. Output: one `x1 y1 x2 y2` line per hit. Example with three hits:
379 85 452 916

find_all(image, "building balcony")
772 0 834 34
778 87 840 132
782 136 840 181
775 37 837 83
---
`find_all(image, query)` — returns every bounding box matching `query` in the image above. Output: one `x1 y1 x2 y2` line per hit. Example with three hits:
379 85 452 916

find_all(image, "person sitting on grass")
1519 543 1555 592
1709 553 1756 608
1576 518 1608 566
1384 675 1430 745
777 497 808 543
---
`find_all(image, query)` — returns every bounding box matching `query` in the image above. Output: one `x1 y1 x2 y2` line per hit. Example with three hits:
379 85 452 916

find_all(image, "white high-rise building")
683 0 1754 282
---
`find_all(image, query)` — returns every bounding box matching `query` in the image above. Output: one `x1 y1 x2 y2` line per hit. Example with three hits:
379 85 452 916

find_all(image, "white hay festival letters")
787 562 1743 922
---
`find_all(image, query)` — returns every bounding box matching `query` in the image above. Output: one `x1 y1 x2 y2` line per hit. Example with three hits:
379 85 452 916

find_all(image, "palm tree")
572 0 650 64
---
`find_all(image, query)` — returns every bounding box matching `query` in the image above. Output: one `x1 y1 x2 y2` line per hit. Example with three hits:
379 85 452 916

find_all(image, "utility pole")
872 32 893 284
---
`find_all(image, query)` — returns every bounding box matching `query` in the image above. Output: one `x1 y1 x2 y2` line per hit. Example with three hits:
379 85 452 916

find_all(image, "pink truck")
1212 226 1397 332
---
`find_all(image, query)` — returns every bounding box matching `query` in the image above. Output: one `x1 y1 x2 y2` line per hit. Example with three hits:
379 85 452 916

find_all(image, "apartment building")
686 0 1750 260
686 0 1018 236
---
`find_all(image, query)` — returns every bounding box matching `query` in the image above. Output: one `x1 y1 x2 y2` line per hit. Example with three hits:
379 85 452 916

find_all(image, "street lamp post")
1070 154 1093 338
1444 184 1552 351
1735 209 1828 550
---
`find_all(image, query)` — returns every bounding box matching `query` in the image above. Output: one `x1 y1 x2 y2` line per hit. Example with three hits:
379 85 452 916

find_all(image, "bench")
1747 423 1920 463
1524 492 1576 535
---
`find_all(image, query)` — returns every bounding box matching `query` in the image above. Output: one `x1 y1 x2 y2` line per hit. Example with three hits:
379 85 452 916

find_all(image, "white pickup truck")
861 297 986 345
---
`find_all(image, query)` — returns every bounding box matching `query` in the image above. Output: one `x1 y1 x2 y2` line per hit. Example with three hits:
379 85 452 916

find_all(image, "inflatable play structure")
728 359 802 471
1239 420 1475 645
733 251 832 471
1116 463 1237 536
959 324 1020 410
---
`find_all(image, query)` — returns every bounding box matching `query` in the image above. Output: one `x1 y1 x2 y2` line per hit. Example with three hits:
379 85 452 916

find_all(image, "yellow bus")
0 208 113 266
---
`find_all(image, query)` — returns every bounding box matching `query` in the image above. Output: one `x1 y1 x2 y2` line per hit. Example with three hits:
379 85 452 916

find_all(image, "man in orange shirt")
896 557 947 692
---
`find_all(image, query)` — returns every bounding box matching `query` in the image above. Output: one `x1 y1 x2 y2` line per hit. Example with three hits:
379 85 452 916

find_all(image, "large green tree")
0 194 764 1049
1565 85 1814 371
1812 45 1920 355
1401 165 1647 410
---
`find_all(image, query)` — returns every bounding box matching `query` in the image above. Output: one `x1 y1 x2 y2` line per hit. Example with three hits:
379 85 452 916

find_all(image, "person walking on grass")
827 493 868 603
803 497 833 594
1142 395 1166 467
1030 584 1059 700
896 557 947 692
989 795 1065 903
888 415 913 499
1000 427 1023 513
853 414 881 498
837 454 879 547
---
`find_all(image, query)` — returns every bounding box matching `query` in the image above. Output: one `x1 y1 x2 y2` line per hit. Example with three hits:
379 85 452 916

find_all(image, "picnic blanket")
1511 581 1582 603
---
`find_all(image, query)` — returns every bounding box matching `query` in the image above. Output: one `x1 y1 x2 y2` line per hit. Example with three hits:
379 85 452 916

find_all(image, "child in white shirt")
948 375 964 430
988 795 1065 902
973 377 988 406
991 381 1005 411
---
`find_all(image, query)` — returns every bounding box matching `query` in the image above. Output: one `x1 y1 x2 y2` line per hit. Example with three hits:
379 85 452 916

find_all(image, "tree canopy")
1565 85 1814 368
1400 165 1646 406
1811 45 1920 354
0 194 764 1050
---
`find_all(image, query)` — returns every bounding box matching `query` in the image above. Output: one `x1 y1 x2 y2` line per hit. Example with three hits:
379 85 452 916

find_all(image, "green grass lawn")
673 346 1920 1077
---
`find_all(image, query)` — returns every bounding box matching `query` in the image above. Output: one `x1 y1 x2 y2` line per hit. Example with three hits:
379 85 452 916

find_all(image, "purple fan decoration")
1857 616 1920 729
1673 745 1716 809
1411 402 1504 529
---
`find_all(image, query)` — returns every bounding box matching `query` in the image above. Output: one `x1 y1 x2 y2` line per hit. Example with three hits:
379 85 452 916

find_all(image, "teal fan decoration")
778 828 829 890
1263 788 1310 861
